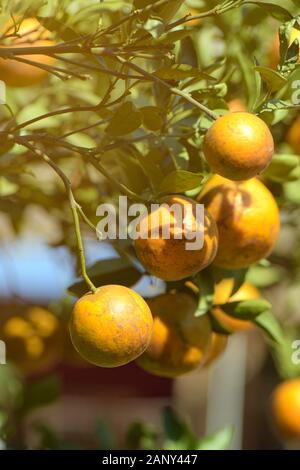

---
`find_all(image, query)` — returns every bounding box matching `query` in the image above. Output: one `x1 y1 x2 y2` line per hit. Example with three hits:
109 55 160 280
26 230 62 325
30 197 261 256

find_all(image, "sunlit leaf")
157 170 203 195
254 66 287 92
197 427 233 450
154 64 211 80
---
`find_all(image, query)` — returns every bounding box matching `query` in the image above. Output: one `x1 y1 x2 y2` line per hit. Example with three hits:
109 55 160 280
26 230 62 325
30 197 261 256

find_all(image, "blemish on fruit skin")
198 175 280 269
134 195 218 281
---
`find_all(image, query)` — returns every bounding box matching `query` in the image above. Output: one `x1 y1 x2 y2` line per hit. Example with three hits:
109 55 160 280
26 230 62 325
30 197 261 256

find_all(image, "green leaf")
154 64 210 81
287 38 300 64
140 106 164 131
101 151 150 194
157 170 202 195
278 22 294 70
197 427 233 450
191 83 228 100
264 154 300 183
220 299 272 319
272 329 300 380
137 150 165 190
208 312 232 336
195 270 215 317
21 376 61 416
254 310 284 344
37 16 79 41
246 2 293 22
65 133 96 149
235 48 258 111
254 66 287 92
180 138 204 173
158 29 191 44
0 177 18 196
260 99 299 113
0 364 23 410
68 258 142 297
156 0 185 22
162 407 196 450
247 265 283 288
125 422 157 450
284 179 300 204
106 102 142 136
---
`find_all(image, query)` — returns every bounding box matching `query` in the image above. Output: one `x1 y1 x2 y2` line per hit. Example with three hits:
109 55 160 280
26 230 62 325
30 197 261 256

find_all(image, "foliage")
1 0 300 449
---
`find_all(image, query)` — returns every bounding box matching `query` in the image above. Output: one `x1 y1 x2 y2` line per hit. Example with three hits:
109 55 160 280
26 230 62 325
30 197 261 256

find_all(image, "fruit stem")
68 189 97 294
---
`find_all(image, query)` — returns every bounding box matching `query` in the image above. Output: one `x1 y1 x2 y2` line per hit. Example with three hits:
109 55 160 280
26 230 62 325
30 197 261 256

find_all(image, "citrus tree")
1 0 300 447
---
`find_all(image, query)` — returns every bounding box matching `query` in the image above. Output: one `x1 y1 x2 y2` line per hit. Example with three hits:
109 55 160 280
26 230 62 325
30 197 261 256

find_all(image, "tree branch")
15 138 97 294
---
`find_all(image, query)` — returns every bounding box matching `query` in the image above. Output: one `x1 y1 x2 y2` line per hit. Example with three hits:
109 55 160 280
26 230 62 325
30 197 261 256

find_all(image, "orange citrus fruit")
1 307 62 375
271 379 300 440
0 18 55 87
212 278 260 332
136 292 212 377
203 112 274 181
69 285 153 368
228 98 247 113
134 195 218 281
197 175 280 269
286 115 300 155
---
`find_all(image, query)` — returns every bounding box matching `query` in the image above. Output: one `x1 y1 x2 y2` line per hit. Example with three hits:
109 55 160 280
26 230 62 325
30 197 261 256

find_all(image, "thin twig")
16 133 148 202
8 55 89 80
52 53 145 80
15 138 97 293
116 56 218 121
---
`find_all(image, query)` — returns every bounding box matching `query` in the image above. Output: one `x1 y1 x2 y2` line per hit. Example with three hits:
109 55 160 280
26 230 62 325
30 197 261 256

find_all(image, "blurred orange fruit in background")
0 17 55 87
136 292 212 377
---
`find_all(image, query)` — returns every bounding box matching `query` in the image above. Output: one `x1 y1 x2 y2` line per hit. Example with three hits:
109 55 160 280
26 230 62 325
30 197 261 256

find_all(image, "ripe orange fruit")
1 307 62 375
197 175 280 269
204 333 228 367
203 112 274 181
228 99 247 113
0 18 55 87
212 278 260 332
134 195 218 281
271 379 300 440
136 292 212 377
270 28 300 69
286 115 300 155
69 285 153 368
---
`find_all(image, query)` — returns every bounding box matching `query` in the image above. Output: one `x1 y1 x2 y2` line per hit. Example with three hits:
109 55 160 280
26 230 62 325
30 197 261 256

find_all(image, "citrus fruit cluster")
0 13 286 387
68 108 280 376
